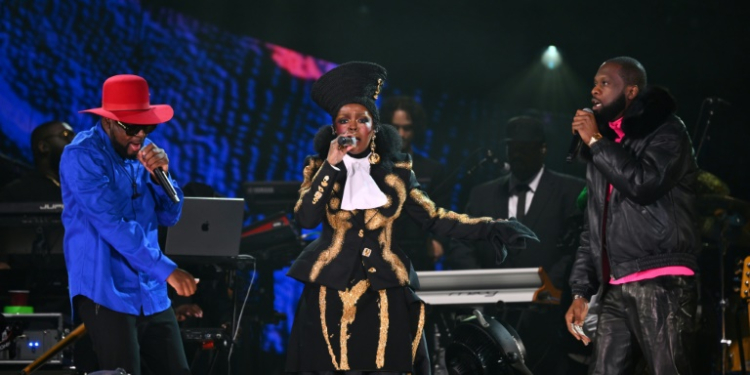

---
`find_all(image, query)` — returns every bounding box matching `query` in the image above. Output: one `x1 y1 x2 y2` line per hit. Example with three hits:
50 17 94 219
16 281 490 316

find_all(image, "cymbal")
697 194 750 246
696 169 731 196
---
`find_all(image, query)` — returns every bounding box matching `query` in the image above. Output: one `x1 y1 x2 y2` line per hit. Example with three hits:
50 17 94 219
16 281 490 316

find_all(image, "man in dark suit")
447 115 585 374
448 116 583 281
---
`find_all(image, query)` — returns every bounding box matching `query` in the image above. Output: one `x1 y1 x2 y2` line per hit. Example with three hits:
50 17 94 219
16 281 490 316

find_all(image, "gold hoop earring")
369 133 380 165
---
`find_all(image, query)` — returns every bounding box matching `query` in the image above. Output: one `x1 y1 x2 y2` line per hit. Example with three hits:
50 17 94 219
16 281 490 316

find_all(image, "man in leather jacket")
565 57 699 374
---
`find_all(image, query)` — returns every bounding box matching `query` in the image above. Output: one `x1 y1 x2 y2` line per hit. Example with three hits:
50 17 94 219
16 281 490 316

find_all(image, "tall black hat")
311 61 387 126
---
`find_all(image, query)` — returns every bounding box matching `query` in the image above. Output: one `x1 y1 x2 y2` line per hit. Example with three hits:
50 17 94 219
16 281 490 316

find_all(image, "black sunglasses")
116 120 157 136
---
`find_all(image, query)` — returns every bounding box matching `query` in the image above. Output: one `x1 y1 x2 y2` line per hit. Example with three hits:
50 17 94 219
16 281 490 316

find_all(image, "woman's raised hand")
327 136 354 166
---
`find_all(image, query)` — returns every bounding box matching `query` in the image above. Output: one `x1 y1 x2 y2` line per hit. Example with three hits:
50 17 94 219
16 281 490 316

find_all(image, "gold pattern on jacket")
301 164 411 284
296 158 491 286
410 189 494 223
393 160 412 170
375 174 410 284
295 158 324 212
309 208 352 281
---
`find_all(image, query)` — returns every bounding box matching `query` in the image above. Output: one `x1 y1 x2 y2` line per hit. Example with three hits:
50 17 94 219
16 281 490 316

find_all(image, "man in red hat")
60 74 196 375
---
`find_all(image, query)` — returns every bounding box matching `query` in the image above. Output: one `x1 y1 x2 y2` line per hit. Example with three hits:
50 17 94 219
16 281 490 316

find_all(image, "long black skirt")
285 280 430 374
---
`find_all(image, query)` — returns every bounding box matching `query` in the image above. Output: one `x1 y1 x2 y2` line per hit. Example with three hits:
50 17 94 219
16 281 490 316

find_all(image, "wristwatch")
573 294 588 302
588 133 603 146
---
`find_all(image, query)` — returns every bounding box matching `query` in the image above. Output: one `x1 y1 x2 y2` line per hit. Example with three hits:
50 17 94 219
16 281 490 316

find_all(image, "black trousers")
591 276 697 375
75 296 190 375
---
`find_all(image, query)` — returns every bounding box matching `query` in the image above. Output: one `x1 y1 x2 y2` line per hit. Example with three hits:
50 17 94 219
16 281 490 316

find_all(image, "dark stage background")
0 0 747 373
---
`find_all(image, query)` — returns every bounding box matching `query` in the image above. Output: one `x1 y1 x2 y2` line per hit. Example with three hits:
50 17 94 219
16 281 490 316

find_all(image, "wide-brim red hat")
80 74 173 125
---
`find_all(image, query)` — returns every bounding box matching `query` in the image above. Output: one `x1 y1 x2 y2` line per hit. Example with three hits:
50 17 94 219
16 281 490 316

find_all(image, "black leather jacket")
569 87 700 300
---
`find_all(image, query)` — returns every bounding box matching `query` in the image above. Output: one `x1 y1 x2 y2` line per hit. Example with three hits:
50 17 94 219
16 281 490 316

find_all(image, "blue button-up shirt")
60 124 184 316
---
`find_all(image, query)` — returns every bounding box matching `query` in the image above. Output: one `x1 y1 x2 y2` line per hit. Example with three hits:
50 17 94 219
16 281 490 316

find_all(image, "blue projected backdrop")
0 0 516 358
0 0 341 194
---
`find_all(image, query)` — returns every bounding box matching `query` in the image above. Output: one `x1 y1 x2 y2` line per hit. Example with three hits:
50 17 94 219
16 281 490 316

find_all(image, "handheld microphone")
566 107 593 163
154 167 180 203
337 136 357 147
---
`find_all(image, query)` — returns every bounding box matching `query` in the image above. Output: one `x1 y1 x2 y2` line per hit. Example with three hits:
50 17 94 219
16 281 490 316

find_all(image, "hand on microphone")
138 143 170 178
327 135 356 166
139 143 180 203
571 108 598 146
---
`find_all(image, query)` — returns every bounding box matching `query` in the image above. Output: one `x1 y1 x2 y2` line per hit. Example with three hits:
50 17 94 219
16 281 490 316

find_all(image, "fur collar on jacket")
581 86 678 160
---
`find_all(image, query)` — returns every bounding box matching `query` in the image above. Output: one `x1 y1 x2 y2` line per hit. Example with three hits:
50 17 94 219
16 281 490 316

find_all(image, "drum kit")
694 170 750 374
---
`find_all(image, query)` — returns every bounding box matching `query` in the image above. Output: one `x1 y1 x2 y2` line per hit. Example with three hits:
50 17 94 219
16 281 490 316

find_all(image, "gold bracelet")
588 133 603 146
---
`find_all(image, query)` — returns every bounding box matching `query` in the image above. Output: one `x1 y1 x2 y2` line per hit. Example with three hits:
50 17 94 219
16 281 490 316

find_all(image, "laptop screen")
164 197 245 258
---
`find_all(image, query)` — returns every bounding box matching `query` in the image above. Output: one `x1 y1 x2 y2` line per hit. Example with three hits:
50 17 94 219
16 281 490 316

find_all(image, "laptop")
165 197 245 258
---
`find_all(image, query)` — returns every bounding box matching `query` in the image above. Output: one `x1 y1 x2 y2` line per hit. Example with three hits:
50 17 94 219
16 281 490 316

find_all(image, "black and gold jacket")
287 153 535 292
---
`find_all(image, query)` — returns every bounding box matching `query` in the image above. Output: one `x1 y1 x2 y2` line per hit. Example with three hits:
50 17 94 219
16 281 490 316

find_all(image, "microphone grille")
337 136 357 147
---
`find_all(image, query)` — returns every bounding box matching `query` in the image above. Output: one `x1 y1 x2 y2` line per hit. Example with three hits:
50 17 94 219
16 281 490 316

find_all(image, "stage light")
541 45 562 70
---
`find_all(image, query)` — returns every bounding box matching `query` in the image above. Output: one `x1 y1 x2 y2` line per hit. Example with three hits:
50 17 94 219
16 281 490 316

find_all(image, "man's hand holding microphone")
571 108 600 147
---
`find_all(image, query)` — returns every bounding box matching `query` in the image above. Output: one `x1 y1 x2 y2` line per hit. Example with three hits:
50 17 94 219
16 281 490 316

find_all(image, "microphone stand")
428 147 499 201
466 149 500 177
693 98 715 161
693 97 731 162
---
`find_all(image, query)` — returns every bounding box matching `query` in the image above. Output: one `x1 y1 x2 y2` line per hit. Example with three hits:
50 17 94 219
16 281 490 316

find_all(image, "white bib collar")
340 153 388 210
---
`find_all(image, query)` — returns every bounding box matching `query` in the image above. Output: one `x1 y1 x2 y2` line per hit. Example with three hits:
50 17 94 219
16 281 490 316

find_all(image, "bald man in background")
0 120 75 202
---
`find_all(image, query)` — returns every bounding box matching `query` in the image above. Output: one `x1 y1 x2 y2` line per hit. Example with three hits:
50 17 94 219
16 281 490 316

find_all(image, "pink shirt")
609 117 625 141
607 118 625 197
605 118 694 284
